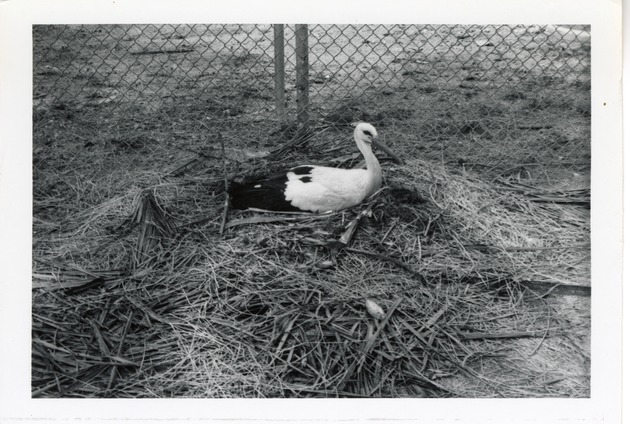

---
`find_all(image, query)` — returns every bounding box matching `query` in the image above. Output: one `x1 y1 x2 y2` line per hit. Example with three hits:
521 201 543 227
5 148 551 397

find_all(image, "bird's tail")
227 178 300 212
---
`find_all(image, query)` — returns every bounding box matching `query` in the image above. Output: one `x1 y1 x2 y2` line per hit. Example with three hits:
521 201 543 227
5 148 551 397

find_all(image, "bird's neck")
364 147 381 175
360 144 382 195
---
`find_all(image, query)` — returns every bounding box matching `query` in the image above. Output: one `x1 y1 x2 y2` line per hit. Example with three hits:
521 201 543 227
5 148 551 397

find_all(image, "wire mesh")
33 24 590 185
304 24 590 184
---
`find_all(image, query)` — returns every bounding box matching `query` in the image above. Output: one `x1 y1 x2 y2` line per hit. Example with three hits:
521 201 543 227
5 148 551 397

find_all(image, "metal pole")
273 24 286 122
295 24 309 128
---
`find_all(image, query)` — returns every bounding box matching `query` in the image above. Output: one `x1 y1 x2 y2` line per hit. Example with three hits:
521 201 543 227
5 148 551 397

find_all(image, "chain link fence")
33 24 590 185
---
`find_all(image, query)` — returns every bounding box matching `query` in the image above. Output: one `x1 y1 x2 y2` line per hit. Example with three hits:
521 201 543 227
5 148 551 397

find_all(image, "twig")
529 197 590 206
505 244 590 251
274 316 299 357
379 221 397 244
105 310 134 395
519 280 591 297
345 247 425 281
225 212 335 229
336 298 402 391
219 132 229 236
338 199 378 245
64 277 105 296
458 330 560 340
528 301 553 356
464 243 590 253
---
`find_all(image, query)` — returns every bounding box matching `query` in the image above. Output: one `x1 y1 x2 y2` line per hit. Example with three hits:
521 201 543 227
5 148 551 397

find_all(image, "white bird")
228 123 398 213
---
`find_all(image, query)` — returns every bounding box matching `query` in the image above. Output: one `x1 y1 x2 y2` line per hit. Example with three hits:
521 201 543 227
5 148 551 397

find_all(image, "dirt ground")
33 24 590 184
32 24 590 398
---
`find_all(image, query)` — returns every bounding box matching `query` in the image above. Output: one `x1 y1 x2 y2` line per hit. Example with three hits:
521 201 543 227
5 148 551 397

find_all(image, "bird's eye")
363 130 372 136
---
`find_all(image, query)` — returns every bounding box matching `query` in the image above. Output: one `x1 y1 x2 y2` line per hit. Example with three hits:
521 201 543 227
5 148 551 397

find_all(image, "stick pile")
32 128 590 398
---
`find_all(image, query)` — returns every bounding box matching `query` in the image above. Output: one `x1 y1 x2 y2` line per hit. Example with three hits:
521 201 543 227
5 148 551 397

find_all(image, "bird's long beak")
372 137 404 165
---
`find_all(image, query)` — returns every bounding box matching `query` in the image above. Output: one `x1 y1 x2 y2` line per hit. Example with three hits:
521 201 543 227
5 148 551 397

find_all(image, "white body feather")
283 123 383 212
284 165 382 213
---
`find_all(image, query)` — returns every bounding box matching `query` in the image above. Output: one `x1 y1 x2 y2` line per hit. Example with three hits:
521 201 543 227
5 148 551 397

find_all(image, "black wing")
228 168 314 212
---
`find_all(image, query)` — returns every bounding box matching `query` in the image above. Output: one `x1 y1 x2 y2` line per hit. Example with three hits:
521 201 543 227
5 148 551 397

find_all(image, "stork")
228 123 399 213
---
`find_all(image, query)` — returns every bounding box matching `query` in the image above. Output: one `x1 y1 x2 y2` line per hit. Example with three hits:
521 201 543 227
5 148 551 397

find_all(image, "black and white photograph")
0 0 623 422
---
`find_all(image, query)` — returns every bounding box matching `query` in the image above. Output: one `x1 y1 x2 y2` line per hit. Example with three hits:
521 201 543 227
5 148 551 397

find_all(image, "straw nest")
32 124 590 398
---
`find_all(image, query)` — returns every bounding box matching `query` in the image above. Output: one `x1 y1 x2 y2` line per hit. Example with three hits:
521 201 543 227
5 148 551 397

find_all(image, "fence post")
273 24 286 122
295 24 310 129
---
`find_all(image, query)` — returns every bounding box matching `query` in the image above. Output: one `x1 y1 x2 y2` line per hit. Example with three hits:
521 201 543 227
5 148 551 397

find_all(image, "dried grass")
32 131 590 397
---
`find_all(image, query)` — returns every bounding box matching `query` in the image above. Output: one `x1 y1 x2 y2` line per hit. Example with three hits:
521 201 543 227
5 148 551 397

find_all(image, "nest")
32 134 591 397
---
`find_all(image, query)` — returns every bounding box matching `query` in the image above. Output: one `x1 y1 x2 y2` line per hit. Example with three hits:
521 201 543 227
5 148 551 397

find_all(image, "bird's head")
352 122 403 164
354 122 378 145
